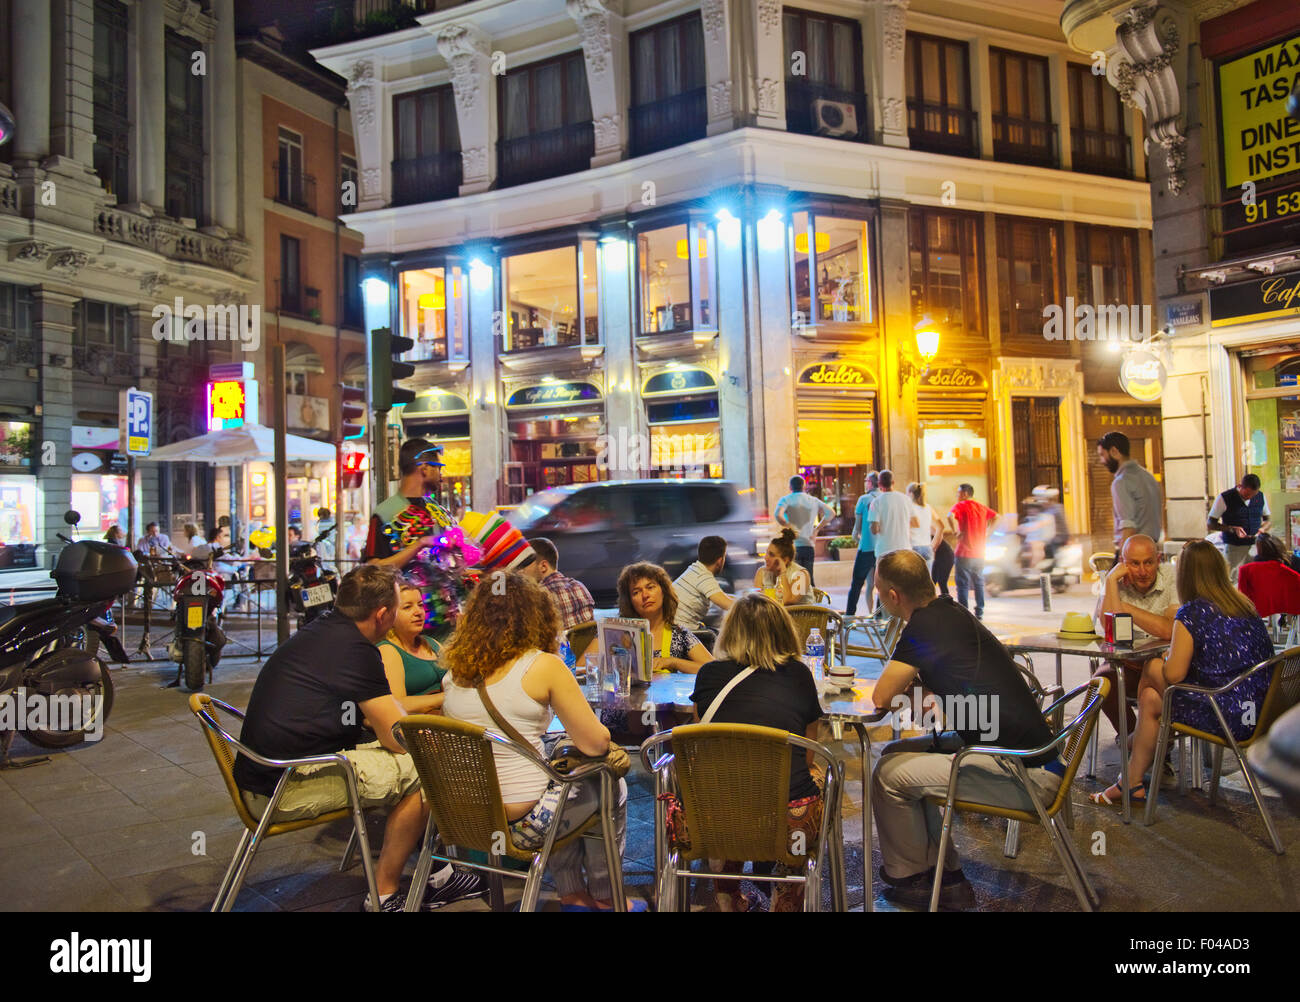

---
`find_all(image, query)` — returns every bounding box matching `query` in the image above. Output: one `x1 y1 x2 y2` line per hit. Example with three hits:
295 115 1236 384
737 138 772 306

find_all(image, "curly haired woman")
441 572 633 911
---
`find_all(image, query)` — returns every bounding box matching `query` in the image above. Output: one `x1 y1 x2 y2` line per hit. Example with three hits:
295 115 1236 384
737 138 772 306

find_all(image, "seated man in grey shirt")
1091 534 1177 738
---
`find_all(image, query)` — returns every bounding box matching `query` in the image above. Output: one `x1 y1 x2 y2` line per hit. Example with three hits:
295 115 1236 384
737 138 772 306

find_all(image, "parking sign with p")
119 387 153 457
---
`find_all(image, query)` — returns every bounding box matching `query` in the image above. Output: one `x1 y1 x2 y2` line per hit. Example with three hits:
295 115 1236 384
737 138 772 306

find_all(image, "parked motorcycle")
983 511 1083 596
286 527 339 626
0 511 133 767
166 547 229 692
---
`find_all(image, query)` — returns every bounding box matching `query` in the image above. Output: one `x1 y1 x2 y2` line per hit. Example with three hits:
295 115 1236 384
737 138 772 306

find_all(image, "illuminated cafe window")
636 221 716 335
791 212 873 325
502 242 598 351
398 265 466 362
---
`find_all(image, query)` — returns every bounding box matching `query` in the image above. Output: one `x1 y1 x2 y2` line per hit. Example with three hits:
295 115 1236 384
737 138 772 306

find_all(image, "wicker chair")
923 678 1108 911
189 693 381 912
640 723 845 911
784 604 841 669
1144 647 1300 853
395 714 626 911
565 620 598 661
841 613 903 667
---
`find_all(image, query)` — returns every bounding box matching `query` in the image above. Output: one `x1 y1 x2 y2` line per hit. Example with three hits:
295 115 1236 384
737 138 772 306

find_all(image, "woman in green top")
378 582 446 713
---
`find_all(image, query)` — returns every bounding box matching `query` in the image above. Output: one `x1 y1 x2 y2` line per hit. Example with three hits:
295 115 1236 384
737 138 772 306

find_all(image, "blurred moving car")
508 480 761 606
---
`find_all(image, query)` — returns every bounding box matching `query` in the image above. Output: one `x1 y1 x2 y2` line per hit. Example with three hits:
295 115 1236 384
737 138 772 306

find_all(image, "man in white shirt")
869 470 919 563
774 475 835 587
672 536 735 628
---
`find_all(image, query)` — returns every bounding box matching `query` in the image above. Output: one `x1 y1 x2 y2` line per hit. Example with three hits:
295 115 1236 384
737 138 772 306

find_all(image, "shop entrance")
507 412 604 503
1083 404 1163 551
1012 397 1062 509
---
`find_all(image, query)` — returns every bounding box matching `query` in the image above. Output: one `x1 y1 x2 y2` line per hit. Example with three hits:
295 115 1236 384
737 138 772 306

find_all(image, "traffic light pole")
374 408 391 504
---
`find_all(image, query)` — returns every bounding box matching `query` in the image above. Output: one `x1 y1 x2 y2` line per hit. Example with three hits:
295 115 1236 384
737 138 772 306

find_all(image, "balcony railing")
907 100 978 157
1070 127 1131 179
273 160 317 214
93 207 250 272
392 151 463 206
497 122 595 189
785 81 869 142
629 87 707 158
992 114 1058 168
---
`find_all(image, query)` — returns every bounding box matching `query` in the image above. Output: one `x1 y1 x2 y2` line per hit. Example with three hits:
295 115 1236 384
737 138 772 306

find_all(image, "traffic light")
368 327 416 411
341 451 366 490
341 385 366 440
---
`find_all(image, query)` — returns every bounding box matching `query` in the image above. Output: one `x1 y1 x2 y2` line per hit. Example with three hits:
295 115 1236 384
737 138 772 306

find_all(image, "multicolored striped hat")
460 510 537 573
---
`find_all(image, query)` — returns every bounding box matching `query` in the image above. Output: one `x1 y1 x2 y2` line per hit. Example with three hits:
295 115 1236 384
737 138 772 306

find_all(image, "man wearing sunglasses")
364 438 452 569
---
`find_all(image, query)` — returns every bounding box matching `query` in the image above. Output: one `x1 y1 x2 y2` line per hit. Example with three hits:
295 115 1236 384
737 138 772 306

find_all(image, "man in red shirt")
947 483 998 621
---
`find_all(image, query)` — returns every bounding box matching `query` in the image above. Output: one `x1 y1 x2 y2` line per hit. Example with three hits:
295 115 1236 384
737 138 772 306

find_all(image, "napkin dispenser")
1103 612 1134 646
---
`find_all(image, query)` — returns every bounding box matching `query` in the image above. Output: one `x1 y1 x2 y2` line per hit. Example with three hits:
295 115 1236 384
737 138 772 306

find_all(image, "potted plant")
308 307 322 323
827 536 854 561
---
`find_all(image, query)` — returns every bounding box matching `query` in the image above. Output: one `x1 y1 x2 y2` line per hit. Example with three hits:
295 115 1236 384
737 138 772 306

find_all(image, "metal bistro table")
585 670 887 912
1001 632 1170 824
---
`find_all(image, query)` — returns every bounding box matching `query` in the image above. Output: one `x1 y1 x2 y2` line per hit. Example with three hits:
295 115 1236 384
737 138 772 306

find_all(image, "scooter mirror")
64 510 82 526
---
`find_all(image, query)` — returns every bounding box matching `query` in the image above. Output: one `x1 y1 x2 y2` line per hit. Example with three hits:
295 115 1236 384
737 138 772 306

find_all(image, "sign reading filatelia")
1119 351 1168 402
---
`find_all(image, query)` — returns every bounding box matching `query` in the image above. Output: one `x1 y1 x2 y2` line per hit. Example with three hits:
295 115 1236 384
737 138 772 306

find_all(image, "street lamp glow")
915 327 941 361
362 277 389 308
757 209 784 251
715 208 740 248
469 258 492 292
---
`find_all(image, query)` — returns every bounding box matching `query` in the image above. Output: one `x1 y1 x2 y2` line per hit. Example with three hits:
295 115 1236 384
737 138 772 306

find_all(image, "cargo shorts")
241 740 421 823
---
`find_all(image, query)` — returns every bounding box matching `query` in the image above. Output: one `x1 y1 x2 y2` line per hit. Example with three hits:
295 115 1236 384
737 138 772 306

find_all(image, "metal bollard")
1039 572 1052 612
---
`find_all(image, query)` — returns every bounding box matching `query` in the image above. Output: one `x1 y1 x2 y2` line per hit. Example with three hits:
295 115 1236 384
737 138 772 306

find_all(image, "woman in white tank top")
441 573 628 911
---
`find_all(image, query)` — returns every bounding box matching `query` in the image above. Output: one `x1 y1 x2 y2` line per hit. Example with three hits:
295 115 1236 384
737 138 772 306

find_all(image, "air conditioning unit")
812 99 858 138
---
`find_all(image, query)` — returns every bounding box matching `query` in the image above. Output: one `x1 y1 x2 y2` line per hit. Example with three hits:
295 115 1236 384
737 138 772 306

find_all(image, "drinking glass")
612 651 632 700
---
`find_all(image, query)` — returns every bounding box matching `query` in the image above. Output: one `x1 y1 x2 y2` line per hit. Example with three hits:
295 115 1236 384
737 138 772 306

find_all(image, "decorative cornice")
436 24 491 116
708 80 732 119
1109 1 1187 195
757 0 781 36
701 0 726 45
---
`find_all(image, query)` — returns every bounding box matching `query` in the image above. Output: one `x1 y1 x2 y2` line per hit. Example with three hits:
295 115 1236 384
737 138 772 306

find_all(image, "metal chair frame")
1144 647 1300 854
926 679 1108 912
189 693 381 913
640 725 847 912
1003 653 1067 858
839 613 903 667
783 603 842 668
395 715 627 912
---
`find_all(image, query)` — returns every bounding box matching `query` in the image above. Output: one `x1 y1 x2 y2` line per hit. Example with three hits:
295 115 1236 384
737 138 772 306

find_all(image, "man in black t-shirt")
233 564 481 912
869 551 1062 910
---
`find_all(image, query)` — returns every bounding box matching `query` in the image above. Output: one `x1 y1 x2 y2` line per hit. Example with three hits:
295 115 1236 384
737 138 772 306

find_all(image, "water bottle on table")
557 633 576 672
804 628 826 676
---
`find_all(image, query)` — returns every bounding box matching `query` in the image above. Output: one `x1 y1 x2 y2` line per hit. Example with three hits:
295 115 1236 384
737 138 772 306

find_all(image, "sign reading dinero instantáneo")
506 382 602 408
1209 272 1300 327
1218 33 1300 189
797 362 877 388
919 366 986 390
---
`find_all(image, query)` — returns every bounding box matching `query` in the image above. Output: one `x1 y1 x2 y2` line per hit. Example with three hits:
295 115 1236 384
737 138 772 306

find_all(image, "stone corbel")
566 0 627 165
1109 1 1187 194
436 24 495 192
701 0 733 133
166 0 217 43
346 59 387 209
49 250 92 277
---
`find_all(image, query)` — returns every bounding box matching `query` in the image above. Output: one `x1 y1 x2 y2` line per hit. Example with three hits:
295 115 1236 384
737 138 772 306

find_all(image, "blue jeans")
911 545 934 574
846 549 876 616
954 556 984 617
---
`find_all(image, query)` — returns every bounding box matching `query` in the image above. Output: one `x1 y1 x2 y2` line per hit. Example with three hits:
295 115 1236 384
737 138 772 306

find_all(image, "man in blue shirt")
846 471 880 616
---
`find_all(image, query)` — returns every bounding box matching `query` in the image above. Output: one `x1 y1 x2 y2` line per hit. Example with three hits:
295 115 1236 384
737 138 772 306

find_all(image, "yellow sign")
1219 34 1300 188
209 381 245 421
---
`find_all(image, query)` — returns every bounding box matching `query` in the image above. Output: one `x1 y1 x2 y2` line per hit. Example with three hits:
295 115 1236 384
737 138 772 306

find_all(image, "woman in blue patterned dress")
1092 539 1274 806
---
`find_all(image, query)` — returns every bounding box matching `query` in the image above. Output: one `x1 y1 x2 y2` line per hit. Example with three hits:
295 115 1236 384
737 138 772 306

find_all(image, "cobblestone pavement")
2 583 1296 912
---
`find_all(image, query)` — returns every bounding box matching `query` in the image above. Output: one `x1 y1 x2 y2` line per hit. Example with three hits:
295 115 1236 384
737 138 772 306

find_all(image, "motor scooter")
983 511 1082 596
167 547 229 692
286 527 339 627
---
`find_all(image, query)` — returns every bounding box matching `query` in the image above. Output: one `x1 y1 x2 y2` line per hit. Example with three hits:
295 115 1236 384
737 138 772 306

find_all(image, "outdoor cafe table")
587 669 889 911
1000 632 1171 824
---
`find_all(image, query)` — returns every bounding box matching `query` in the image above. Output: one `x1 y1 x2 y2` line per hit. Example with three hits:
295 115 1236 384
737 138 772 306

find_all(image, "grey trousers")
872 743 1061 879
545 773 628 899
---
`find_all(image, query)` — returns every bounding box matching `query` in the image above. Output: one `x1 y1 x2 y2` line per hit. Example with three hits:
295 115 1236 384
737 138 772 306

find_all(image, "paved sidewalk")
2 583 1296 912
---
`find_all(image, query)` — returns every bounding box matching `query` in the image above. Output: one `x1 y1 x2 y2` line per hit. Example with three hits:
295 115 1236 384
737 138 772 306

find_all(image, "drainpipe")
1200 374 1210 507
333 102 344 567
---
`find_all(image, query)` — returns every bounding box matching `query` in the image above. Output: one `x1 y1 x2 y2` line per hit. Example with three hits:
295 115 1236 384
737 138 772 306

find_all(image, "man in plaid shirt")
523 537 595 629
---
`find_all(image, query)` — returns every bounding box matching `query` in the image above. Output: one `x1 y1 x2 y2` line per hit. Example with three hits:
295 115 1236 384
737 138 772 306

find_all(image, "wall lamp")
899 321 941 397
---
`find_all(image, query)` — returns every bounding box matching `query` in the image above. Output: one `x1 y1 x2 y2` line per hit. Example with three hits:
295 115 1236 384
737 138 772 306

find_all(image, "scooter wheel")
182 640 207 692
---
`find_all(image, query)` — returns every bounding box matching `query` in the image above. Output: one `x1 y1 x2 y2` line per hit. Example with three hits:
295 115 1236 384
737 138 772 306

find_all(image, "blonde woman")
377 581 445 714
688 594 825 912
1090 540 1274 807
441 572 634 911
906 482 944 573
753 527 812 606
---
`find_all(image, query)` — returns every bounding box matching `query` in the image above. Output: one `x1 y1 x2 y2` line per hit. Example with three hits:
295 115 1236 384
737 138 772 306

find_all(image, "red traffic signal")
342 451 366 490
341 385 366 440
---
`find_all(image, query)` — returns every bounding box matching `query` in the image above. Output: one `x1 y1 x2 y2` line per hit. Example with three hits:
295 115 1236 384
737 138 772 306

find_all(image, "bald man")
1091 534 1178 736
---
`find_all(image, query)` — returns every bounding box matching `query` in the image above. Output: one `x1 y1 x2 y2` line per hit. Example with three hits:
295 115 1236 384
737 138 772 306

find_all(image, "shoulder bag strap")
475 653 544 763
700 667 756 724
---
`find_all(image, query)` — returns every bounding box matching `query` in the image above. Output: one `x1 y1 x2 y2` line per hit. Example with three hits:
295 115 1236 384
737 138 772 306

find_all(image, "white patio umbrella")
141 423 336 465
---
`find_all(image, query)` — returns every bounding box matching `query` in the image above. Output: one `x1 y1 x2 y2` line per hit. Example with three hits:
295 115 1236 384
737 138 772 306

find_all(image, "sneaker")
360 892 404 913
422 868 487 910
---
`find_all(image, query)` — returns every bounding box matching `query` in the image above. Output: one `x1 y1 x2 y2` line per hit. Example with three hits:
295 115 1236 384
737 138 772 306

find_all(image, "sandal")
1089 779 1146 806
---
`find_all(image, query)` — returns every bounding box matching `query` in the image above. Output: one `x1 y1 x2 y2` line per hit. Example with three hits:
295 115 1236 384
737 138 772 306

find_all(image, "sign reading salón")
798 362 877 388
919 366 986 390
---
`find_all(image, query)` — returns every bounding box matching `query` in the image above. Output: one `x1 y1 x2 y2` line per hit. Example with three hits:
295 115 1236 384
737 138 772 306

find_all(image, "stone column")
749 0 786 131
597 231 640 479
1049 52 1071 170
714 208 750 483
436 24 495 196
33 289 78 562
567 0 627 167
209 0 238 232
49 0 97 168
134 0 167 212
879 201 914 481
11 0 52 164
344 58 388 211
971 39 995 159
752 195 795 511
701 0 734 136
863 0 909 148
466 258 503 512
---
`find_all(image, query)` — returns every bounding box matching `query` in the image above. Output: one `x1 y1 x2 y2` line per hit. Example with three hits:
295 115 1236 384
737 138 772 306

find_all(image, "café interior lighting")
794 232 831 255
